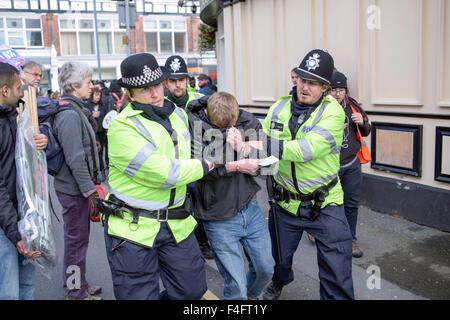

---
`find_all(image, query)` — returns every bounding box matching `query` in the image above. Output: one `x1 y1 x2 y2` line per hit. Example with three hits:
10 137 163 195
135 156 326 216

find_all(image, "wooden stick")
25 86 39 132
17 101 24 122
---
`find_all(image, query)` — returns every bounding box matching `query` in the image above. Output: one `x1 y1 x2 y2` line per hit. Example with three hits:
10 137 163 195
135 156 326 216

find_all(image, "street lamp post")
93 0 102 80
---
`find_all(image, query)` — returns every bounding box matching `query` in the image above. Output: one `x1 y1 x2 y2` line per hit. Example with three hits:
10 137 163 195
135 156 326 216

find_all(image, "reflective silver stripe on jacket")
123 116 157 178
274 171 338 191
173 107 188 130
129 116 153 143
310 125 340 154
297 139 313 162
124 142 157 178
109 186 186 211
271 98 290 124
160 159 181 189
173 108 191 141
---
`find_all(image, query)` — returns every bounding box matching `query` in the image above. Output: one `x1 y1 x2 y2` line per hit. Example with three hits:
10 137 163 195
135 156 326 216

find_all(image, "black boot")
262 281 283 300
199 241 214 260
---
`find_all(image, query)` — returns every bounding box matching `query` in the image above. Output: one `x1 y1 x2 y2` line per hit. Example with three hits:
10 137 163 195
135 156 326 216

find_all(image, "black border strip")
435 127 450 183
370 122 423 177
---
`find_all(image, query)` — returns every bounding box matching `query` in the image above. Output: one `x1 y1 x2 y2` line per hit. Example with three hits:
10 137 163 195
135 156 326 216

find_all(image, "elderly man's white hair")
58 61 93 94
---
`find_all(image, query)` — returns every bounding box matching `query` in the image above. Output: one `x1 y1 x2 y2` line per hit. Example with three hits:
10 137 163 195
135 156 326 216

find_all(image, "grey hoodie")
53 95 100 196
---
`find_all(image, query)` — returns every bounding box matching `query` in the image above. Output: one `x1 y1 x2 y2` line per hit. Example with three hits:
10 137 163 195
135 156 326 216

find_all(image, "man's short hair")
207 92 239 128
22 60 43 72
0 62 20 88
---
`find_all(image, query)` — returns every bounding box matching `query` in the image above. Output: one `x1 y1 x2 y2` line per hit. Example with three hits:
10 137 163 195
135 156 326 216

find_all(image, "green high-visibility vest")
106 101 205 247
166 91 204 110
187 91 204 104
262 94 345 216
187 86 198 94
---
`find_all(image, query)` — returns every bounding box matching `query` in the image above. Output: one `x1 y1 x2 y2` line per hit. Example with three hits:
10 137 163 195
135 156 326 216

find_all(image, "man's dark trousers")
268 202 354 300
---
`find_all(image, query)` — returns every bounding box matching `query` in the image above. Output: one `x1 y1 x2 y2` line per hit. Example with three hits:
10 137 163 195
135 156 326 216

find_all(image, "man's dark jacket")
0 105 21 245
186 97 261 221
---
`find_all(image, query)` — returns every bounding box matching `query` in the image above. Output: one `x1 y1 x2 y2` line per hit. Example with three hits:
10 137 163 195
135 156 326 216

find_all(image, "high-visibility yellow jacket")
106 101 205 247
166 91 204 110
263 94 345 216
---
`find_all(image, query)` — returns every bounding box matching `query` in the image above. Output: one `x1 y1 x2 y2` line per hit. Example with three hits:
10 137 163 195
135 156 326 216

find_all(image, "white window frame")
59 15 125 56
0 16 43 48
143 16 187 54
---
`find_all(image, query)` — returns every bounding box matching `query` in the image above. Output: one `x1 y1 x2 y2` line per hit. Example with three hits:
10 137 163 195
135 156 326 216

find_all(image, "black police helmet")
294 49 334 86
164 55 189 80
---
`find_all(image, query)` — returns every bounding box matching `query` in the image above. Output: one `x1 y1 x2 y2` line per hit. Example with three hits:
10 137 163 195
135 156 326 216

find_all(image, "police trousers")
268 202 354 300
104 217 207 300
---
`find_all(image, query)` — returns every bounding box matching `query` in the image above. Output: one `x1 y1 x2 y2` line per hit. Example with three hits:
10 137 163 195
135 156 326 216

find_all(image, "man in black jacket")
0 62 47 299
187 92 274 300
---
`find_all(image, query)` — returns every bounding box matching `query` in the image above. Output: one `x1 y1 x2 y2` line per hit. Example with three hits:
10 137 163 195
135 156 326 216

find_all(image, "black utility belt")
272 177 338 221
94 195 190 223
134 207 190 222
273 177 338 203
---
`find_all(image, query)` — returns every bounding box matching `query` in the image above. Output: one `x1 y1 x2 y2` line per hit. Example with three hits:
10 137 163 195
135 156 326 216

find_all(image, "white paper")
259 155 279 167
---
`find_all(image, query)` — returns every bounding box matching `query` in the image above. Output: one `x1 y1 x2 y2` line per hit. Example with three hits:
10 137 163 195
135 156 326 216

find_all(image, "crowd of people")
0 48 371 301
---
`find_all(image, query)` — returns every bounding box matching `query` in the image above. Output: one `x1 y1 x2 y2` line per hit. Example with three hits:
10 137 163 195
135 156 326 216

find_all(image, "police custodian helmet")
164 55 189 80
294 49 334 86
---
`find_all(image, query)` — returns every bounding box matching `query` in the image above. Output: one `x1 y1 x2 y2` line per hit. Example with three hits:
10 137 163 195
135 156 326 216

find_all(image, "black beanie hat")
294 49 334 86
330 71 348 89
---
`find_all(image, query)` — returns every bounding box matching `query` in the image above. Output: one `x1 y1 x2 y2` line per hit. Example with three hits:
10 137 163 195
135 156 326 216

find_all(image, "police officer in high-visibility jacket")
262 49 354 300
163 55 204 110
163 55 213 260
104 53 214 300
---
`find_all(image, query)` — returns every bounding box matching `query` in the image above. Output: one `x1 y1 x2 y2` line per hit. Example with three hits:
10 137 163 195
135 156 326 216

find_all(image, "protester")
262 49 354 300
103 53 214 300
85 87 103 165
86 87 102 133
109 80 124 112
329 71 371 258
53 61 102 300
93 80 114 168
0 62 47 300
21 60 43 89
187 92 274 300
197 74 215 96
51 91 61 100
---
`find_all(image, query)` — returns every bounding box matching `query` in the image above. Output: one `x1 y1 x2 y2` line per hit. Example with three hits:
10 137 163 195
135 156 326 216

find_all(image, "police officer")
262 49 354 300
163 55 213 260
103 53 214 300
164 55 203 110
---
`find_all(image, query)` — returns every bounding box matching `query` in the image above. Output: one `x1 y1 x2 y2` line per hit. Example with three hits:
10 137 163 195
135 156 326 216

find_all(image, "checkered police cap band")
121 65 163 87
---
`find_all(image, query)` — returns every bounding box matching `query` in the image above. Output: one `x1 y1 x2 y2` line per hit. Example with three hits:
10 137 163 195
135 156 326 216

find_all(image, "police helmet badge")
305 53 320 71
170 58 181 73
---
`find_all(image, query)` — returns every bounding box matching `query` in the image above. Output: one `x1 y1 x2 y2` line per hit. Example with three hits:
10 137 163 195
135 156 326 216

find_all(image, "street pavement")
34 177 450 300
